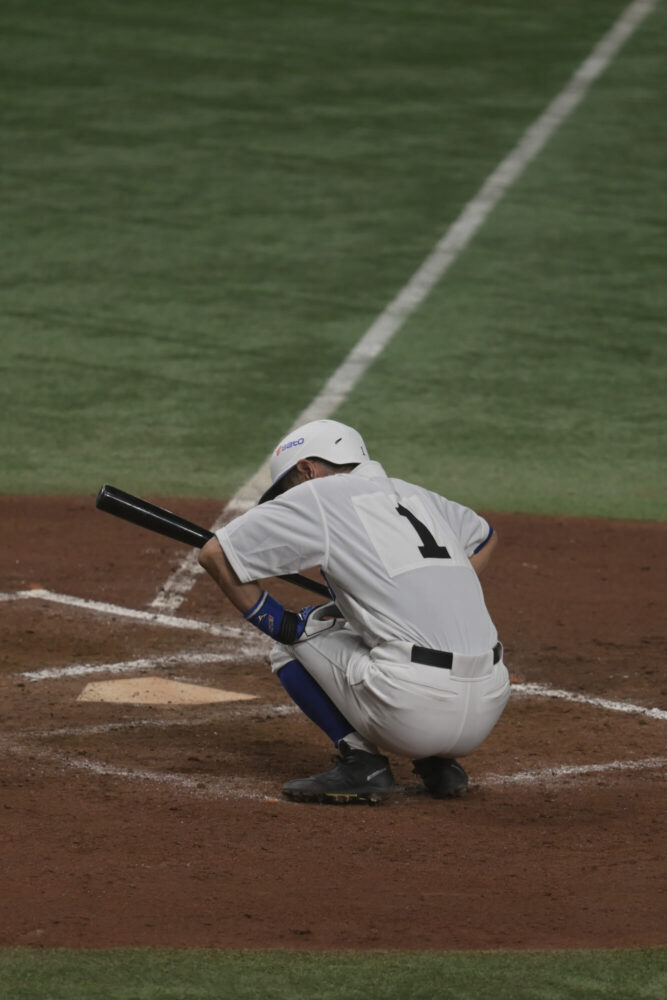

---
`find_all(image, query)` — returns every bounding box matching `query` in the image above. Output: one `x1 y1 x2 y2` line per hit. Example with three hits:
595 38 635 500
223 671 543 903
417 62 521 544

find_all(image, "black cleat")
282 740 395 804
412 756 468 799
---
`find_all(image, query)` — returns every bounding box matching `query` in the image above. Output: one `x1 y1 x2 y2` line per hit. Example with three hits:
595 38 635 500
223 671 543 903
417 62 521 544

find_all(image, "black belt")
411 641 503 669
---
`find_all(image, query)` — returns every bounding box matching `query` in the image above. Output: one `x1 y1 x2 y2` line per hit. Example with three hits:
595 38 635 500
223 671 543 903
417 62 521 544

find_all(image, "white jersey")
217 461 497 656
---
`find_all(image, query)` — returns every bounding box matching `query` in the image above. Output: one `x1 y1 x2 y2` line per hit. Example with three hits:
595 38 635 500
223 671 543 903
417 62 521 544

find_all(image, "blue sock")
277 659 352 746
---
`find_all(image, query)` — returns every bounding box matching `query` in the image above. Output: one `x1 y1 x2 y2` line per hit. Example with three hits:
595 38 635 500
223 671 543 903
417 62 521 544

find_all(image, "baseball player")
199 419 510 803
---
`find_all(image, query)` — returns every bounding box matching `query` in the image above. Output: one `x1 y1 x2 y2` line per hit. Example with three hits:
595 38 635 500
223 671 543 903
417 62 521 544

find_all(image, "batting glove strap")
244 592 335 645
291 603 339 643
274 605 333 644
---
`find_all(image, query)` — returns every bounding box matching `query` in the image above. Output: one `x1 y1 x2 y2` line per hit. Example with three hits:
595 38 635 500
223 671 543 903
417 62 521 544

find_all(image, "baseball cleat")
282 740 395 804
412 756 468 798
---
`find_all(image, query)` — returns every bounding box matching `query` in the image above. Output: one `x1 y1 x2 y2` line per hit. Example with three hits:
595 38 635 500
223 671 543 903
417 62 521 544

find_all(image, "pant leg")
269 624 381 746
271 626 511 759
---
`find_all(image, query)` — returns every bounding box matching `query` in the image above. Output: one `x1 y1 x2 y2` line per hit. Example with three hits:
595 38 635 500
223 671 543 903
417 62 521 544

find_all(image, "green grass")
3 0 664 518
1 948 666 1000
337 0 667 519
1 7 665 992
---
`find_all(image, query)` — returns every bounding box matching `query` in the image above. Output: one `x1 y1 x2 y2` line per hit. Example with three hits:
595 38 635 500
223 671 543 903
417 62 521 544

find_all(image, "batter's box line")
4 589 663 722
512 682 667 722
484 756 667 786
18 703 300 740
16 649 264 684
0 587 269 645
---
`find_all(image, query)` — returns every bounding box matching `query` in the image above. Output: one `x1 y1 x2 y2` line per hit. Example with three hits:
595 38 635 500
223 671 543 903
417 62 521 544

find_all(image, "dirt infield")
1 496 665 951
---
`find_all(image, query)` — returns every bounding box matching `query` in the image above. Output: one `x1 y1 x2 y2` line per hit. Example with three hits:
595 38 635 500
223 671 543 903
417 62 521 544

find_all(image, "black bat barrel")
96 484 213 549
95 484 330 598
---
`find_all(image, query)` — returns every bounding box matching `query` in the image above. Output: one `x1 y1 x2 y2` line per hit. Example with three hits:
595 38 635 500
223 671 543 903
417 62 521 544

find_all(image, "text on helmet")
276 437 305 456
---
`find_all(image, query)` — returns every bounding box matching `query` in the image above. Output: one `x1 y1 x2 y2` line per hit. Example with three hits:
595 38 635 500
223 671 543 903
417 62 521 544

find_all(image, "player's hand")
244 592 342 644
292 602 342 643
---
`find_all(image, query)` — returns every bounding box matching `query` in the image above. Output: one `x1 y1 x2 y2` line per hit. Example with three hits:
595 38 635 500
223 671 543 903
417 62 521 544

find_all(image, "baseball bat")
95 484 330 599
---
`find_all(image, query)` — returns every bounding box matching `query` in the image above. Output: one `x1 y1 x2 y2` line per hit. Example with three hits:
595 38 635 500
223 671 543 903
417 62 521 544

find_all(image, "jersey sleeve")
435 494 492 558
215 482 327 583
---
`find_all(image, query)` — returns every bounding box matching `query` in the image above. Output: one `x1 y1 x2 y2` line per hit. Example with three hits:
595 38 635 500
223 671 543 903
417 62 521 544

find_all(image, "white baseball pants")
270 622 511 759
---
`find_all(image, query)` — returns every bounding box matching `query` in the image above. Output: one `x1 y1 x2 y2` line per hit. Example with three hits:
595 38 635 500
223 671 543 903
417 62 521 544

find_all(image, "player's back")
312 463 498 655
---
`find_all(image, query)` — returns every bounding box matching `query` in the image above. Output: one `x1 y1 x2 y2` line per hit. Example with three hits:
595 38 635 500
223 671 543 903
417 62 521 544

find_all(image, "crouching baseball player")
199 419 510 804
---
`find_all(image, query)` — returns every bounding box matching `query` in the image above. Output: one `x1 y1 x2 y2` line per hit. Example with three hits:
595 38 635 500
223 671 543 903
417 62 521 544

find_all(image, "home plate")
77 676 257 705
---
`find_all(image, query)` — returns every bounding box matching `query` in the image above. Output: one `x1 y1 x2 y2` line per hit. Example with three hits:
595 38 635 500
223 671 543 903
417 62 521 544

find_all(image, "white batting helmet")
259 419 369 503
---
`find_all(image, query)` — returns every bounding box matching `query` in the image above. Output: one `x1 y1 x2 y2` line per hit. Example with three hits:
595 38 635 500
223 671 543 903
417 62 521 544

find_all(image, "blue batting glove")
244 592 338 644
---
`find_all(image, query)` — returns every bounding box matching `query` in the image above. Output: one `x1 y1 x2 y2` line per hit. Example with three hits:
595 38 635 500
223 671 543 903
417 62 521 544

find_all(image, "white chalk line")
4 704 664 803
8 682 666 802
18 648 262 684
3 587 269 689
4 582 665 800
5 742 276 803
20 703 299 741
148 0 659 615
12 653 667 728
17 682 665 744
5 739 664 804
0 587 266 644
16 682 666 742
484 756 666 786
58 755 271 801
3 587 665 721
512 682 667 722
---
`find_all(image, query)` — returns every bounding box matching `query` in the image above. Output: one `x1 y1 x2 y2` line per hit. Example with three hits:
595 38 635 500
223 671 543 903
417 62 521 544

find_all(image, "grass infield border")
0 947 666 999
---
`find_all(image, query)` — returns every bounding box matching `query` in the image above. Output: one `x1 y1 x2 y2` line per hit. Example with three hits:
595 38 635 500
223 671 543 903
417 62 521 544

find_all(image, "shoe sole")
282 787 394 805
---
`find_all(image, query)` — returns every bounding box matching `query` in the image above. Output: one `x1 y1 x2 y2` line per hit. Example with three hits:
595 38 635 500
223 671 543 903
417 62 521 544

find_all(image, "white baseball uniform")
217 461 510 758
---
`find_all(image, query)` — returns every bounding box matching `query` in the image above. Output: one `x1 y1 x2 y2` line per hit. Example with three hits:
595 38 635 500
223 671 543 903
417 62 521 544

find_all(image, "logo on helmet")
276 436 305 456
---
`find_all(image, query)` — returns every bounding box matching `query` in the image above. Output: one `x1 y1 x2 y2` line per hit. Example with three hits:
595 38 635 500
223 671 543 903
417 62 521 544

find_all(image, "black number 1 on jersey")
396 504 451 559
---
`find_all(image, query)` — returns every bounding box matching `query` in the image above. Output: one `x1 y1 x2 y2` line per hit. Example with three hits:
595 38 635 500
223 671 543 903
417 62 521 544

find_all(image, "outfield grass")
337 0 667 519
0 948 666 1000
3 0 663 518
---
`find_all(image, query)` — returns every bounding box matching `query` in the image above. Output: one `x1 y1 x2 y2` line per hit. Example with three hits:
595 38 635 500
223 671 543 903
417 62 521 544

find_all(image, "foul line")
149 0 658 614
